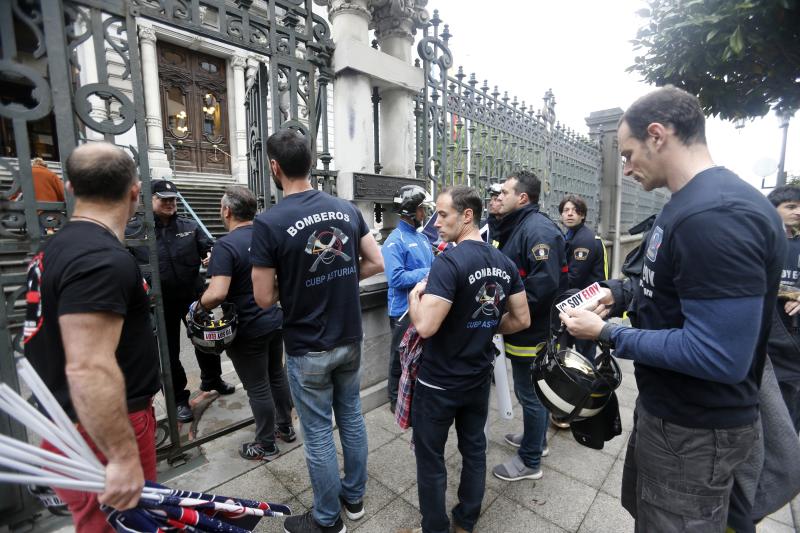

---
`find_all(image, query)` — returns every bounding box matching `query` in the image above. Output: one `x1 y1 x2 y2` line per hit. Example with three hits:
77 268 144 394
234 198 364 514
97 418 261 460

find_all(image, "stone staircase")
173 179 231 239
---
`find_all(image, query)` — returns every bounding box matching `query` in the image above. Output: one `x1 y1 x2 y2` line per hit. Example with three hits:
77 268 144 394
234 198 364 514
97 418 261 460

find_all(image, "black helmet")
532 290 622 423
185 302 238 354
393 185 433 217
533 344 622 423
28 485 70 516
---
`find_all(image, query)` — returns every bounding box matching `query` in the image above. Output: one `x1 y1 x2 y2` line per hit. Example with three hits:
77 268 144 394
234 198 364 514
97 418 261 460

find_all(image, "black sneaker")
339 496 365 520
283 510 345 533
276 425 297 443
176 402 194 423
389 401 396 415
201 380 236 395
239 441 279 461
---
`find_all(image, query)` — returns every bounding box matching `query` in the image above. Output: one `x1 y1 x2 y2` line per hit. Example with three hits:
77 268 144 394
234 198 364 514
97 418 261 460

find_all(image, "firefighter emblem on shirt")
305 227 352 272
646 226 663 262
472 281 506 319
574 247 590 261
532 243 550 261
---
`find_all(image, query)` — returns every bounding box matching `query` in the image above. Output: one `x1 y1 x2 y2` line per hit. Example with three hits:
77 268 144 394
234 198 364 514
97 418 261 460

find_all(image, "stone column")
586 108 624 275
138 25 172 179
315 0 374 203
370 0 428 179
231 55 249 184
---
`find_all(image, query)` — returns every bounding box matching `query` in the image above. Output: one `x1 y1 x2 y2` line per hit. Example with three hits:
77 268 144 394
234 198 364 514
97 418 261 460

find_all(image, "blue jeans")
412 378 491 533
286 342 368 526
510 358 548 469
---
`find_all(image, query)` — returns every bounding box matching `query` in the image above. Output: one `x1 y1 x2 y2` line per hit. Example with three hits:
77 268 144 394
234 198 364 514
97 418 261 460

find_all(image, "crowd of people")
19 85 800 533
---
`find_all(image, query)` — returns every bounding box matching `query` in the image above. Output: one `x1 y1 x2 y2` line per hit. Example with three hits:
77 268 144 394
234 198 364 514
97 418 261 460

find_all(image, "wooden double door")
158 42 231 174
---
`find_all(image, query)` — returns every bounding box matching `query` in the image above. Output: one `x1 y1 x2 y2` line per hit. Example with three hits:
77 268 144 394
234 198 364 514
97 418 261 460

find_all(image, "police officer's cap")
152 179 180 198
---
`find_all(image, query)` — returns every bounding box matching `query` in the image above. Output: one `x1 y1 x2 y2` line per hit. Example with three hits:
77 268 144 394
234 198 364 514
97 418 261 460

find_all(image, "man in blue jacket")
562 86 786 531
491 170 567 482
382 185 434 413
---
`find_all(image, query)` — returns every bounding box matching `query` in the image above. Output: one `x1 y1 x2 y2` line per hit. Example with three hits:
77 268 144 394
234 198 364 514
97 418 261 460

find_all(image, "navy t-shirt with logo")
208 225 282 340
635 167 785 428
250 189 369 356
419 240 525 390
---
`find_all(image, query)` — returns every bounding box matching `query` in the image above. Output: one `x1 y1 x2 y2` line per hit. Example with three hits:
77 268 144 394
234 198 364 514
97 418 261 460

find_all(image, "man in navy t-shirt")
399 186 529 533
560 86 786 531
250 129 384 533
766 185 800 431
196 185 294 462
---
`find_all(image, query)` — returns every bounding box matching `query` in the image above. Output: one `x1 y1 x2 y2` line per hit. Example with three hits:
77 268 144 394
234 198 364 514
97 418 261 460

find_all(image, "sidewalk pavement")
42 357 797 532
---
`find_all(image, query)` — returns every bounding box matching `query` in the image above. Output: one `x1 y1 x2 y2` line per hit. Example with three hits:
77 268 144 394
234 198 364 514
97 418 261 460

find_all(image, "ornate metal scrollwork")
73 83 136 135
0 61 52 121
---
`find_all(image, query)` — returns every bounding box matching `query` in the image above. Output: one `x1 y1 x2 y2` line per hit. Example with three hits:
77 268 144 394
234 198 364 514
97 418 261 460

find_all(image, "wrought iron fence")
414 10 603 227
1 2 335 525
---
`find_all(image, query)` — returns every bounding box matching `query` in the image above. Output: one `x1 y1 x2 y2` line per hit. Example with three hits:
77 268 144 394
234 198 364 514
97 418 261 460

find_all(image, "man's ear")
269 159 280 176
646 122 668 149
130 180 142 201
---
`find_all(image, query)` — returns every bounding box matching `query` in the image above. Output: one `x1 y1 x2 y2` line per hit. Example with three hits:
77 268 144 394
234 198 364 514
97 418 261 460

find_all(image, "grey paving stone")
598 429 629 459
474 494 567 532
503 465 597 532
618 404 635 433
544 431 616 489
365 420 402 453
294 477 398 530
599 455 625 498
366 437 419 495
578 491 635 533
364 401 407 435
769 502 795 527
352 497 423 533
265 444 313 496
758 517 797 533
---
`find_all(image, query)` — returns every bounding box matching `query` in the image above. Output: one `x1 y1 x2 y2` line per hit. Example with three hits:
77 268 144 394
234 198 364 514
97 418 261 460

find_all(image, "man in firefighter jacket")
490 170 567 482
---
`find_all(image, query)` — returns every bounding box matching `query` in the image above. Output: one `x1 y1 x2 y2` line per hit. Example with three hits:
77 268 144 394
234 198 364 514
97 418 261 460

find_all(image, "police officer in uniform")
145 180 234 422
560 194 607 361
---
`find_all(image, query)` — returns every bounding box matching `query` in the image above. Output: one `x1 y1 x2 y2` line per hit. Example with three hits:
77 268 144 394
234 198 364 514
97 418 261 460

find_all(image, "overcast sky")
420 0 798 191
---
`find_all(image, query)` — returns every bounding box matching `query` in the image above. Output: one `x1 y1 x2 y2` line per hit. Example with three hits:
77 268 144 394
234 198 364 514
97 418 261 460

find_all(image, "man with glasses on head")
139 179 234 423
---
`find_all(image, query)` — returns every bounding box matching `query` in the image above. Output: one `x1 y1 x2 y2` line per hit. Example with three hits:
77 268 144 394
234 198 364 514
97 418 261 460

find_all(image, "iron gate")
0 0 334 526
414 10 603 227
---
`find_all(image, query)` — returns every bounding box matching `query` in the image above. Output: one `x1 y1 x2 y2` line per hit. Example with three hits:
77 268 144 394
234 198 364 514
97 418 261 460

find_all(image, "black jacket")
131 215 213 300
565 222 607 290
494 204 567 353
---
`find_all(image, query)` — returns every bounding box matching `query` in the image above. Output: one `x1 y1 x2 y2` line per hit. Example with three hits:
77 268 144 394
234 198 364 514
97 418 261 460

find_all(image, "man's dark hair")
507 169 541 204
66 143 137 202
767 185 800 207
559 194 588 217
621 85 706 146
266 129 312 179
222 185 257 221
442 185 482 225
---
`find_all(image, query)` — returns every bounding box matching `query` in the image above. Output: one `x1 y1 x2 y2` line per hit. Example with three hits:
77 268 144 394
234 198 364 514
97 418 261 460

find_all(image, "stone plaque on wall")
352 173 427 202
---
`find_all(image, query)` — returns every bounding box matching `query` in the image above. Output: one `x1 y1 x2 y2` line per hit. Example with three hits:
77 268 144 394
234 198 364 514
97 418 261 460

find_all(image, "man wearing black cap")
146 179 233 422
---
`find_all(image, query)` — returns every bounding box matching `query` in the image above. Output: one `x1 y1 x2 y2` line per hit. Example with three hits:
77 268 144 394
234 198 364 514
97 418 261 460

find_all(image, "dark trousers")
162 293 222 404
621 402 757 532
387 315 409 402
412 378 491 533
227 330 293 446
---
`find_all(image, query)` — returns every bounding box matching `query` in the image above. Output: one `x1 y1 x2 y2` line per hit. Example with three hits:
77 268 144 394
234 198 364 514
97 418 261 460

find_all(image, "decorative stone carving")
319 0 372 22
368 0 429 42
231 55 247 70
138 25 157 44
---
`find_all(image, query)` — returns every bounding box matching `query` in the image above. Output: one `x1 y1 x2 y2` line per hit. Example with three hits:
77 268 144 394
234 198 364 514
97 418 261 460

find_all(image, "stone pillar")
316 0 374 204
586 108 624 274
138 25 172 179
370 0 428 180
231 55 249 184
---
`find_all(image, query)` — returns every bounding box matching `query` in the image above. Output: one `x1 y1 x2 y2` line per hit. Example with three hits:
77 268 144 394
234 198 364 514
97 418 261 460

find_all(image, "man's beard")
272 174 283 191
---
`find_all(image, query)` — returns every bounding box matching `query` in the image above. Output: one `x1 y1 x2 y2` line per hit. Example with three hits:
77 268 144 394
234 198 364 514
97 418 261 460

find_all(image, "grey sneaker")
503 433 549 457
492 455 543 481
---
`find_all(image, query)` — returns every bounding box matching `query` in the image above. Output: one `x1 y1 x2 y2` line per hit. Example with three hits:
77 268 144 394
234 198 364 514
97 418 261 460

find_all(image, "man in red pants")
24 142 161 532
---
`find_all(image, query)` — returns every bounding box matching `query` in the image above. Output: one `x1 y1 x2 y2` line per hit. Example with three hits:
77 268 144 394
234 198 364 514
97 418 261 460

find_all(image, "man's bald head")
66 143 138 202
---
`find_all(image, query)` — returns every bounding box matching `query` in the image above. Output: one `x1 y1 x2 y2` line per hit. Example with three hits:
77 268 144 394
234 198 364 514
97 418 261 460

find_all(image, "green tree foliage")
629 0 800 120
789 174 800 187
